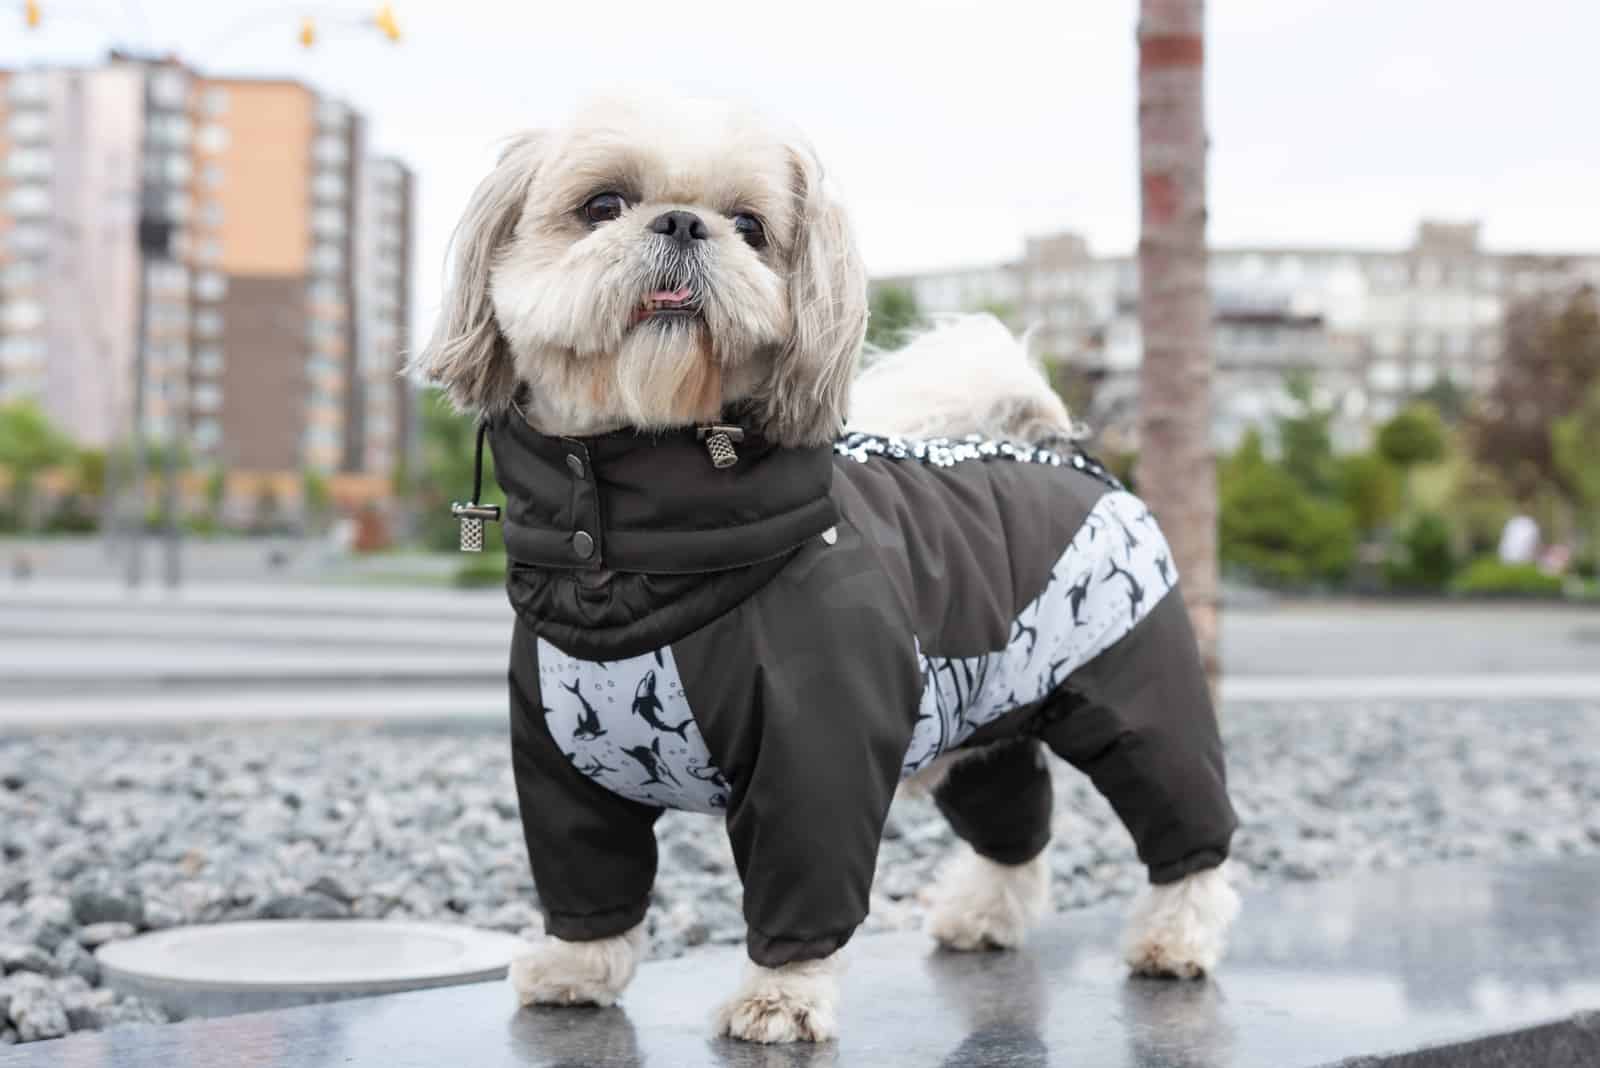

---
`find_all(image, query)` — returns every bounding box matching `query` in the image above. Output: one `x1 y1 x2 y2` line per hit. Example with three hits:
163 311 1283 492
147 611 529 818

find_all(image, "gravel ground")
3 700 1598 1045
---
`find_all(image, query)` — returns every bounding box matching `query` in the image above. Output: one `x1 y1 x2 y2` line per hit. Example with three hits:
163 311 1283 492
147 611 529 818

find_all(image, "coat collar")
487 410 839 575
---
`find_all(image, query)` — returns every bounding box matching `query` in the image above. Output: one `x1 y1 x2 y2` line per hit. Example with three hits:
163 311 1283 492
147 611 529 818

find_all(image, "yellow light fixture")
298 16 316 48
374 3 400 43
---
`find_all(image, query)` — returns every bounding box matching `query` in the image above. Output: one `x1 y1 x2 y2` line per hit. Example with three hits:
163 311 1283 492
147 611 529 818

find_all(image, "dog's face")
416 96 868 447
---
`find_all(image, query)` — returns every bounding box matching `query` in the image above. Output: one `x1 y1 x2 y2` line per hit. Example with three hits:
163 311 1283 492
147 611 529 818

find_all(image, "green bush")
1451 558 1563 598
43 495 99 534
454 552 508 589
1335 452 1402 535
1384 512 1457 592
1220 442 1357 588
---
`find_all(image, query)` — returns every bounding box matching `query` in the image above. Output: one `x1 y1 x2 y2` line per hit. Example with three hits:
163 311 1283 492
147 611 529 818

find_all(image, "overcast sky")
6 0 1596 341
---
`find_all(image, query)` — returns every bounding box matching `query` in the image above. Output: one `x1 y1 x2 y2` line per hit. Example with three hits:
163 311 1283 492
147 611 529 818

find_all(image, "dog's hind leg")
925 739 1053 951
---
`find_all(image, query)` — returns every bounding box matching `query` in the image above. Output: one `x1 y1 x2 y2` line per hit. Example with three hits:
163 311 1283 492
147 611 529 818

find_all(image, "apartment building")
0 53 414 492
875 222 1600 449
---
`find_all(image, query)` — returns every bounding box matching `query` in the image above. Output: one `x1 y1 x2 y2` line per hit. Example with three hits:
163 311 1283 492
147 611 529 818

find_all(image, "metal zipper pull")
452 420 501 553
696 424 745 469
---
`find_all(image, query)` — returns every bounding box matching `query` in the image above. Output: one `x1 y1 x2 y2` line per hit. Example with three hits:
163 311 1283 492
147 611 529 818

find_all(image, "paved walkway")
12 859 1600 1066
2 580 1597 726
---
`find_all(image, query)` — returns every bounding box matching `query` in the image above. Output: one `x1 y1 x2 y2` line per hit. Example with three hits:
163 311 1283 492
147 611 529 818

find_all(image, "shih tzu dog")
413 93 1240 1045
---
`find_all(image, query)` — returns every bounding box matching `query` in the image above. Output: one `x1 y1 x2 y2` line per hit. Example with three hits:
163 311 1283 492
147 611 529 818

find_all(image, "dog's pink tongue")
649 287 692 303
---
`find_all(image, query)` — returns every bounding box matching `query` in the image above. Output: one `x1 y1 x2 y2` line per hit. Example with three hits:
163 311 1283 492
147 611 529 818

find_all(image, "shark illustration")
631 671 692 739
1105 558 1146 624
575 754 619 777
561 679 607 740
1011 616 1039 657
687 762 729 789
1114 515 1141 554
1067 571 1093 625
1153 554 1173 590
621 737 679 789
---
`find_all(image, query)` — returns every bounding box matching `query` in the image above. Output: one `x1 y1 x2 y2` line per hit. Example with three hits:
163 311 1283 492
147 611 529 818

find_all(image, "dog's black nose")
650 210 709 245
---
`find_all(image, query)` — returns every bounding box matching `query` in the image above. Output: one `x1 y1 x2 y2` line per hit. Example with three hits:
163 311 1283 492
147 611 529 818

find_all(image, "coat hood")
487 412 839 660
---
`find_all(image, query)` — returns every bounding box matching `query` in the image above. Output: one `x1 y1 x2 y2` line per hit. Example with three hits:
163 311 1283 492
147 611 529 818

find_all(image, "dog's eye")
732 213 767 249
583 193 627 224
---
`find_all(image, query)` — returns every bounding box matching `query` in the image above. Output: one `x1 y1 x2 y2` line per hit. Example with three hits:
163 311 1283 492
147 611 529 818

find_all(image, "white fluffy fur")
926 845 1051 952
508 922 646 1008
713 955 842 1044
850 315 1077 444
1122 865 1242 979
413 93 867 448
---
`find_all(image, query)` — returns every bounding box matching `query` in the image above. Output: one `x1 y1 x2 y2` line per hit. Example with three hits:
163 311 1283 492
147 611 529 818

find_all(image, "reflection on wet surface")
24 860 1600 1067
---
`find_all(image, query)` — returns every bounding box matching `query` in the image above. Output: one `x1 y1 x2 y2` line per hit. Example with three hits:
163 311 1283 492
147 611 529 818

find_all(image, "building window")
312 173 347 201
8 71 50 104
150 69 189 108
311 207 347 238
163 191 191 222
316 98 350 128
196 123 230 154
5 148 52 179
1 261 40 288
191 382 223 411
193 418 222 451
8 110 49 141
6 225 50 254
163 154 192 183
194 346 224 375
195 238 223 264
0 335 46 366
147 113 192 147
308 280 342 305
150 263 190 292
200 162 225 190
195 271 228 301
312 135 349 166
200 86 230 117
1 300 45 331
5 185 50 216
198 200 225 228
310 243 344 274
194 310 224 338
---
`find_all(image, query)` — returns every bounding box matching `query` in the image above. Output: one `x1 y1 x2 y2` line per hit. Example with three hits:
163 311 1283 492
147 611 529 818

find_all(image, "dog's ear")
757 144 868 447
411 132 546 415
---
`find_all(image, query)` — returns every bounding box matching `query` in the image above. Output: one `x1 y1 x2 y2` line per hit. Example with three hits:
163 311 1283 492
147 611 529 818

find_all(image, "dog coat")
491 414 1237 967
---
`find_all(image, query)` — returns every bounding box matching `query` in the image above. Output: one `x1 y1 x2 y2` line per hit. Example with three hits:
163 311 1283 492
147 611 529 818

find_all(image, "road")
2 579 1597 726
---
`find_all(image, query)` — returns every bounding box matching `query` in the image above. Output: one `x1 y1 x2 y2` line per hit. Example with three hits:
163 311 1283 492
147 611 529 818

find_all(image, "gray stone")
6 979 69 1042
0 942 60 977
55 937 100 985
255 893 349 921
71 887 144 928
304 875 355 905
78 922 138 948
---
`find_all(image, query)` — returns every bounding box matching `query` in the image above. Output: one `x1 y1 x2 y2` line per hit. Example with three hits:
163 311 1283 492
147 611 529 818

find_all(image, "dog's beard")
495 236 787 433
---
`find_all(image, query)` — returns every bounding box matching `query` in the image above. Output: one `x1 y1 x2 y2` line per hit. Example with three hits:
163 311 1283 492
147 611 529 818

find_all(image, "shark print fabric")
902 490 1176 775
536 641 730 813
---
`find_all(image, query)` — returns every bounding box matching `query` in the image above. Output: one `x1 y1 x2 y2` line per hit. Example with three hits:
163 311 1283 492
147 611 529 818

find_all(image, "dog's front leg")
713 954 842 1044
510 921 647 1008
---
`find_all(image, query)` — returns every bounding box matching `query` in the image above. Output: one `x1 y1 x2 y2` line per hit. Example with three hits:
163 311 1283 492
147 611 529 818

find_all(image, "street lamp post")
127 211 179 589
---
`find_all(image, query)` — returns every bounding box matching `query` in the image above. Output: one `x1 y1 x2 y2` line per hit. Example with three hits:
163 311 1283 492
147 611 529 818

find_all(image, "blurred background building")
876 221 1600 451
0 52 414 518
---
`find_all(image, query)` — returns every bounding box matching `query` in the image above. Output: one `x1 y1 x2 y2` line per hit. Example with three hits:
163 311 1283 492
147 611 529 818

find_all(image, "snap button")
565 454 585 479
572 530 595 560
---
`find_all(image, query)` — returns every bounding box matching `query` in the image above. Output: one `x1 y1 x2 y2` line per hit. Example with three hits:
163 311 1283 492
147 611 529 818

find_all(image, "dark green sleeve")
1040 590 1237 884
508 622 663 941
675 529 921 967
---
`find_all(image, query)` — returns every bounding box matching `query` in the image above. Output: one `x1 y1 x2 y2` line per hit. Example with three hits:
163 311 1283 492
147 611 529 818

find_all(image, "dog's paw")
713 958 840 1044
508 923 645 1008
926 847 1049 951
1122 866 1240 979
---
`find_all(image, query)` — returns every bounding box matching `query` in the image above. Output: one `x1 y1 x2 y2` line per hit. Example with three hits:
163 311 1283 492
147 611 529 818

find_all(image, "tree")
1275 371 1337 497
1552 379 1600 546
1471 286 1600 503
414 390 504 552
1335 452 1402 536
0 401 73 529
1377 402 1447 510
865 285 922 350
1136 0 1217 678
1219 431 1356 588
